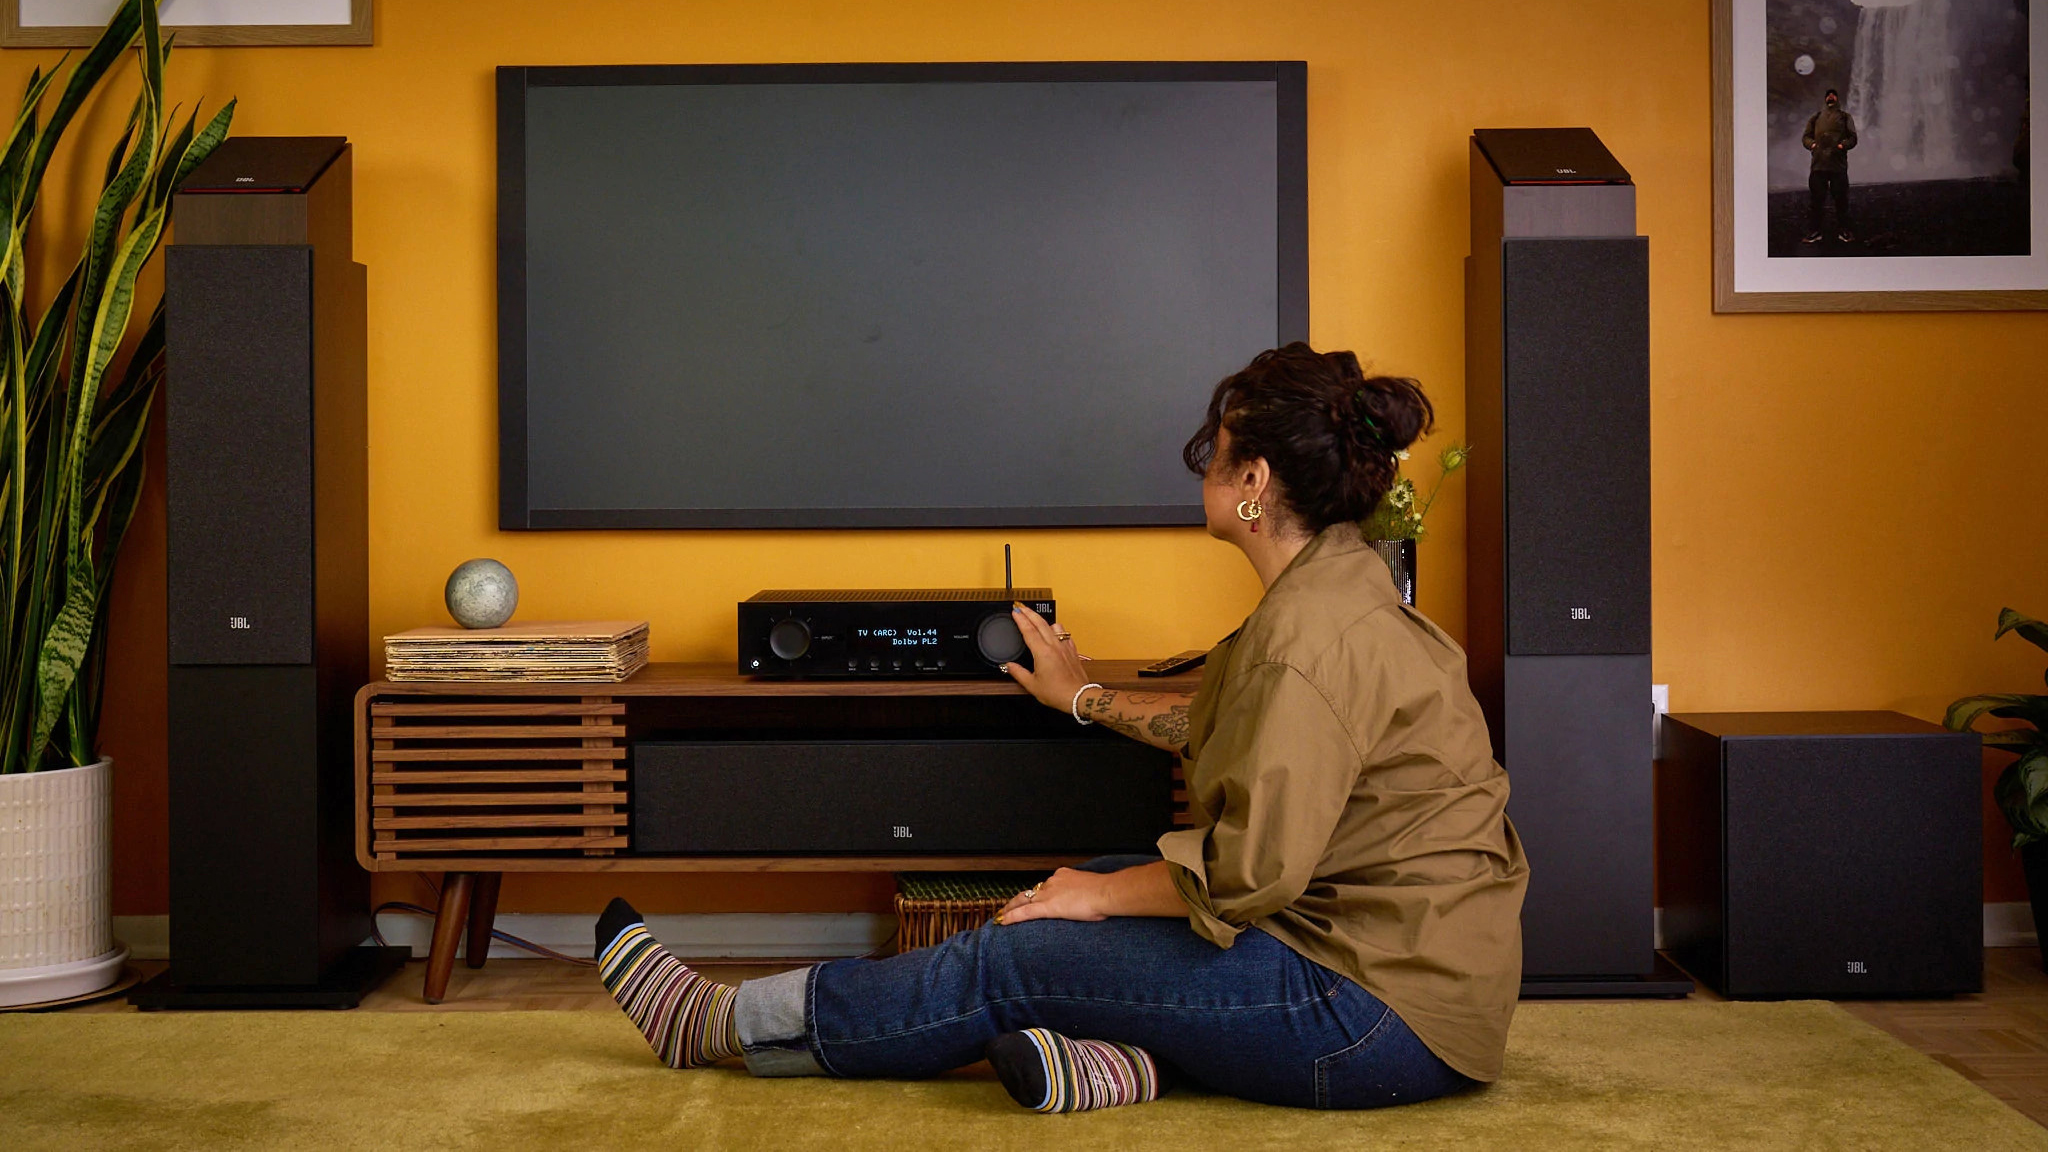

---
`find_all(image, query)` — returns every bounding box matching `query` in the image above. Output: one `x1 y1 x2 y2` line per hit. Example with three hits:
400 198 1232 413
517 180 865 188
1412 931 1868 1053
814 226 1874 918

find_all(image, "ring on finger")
1020 885 1040 901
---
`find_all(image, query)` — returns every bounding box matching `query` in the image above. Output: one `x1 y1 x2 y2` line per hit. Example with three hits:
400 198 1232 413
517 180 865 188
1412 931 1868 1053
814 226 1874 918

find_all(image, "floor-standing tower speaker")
1465 129 1686 996
132 137 403 1008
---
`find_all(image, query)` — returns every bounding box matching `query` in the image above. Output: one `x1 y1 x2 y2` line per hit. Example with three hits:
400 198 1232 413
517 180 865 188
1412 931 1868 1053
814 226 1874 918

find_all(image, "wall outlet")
1652 684 1670 759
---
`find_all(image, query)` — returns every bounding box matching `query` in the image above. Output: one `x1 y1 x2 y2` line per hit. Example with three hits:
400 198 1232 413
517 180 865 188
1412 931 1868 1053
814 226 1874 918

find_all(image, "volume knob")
769 618 812 661
975 612 1025 665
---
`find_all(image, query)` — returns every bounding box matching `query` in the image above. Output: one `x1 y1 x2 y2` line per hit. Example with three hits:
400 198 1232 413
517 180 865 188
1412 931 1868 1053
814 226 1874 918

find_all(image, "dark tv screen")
499 63 1306 529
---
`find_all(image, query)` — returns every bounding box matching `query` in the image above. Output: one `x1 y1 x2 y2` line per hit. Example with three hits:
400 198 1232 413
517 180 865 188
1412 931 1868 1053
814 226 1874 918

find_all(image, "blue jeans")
732 856 1474 1109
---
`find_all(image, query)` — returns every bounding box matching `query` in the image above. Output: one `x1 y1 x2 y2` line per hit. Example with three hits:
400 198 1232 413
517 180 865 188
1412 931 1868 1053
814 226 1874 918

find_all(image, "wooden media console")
353 660 1198 1001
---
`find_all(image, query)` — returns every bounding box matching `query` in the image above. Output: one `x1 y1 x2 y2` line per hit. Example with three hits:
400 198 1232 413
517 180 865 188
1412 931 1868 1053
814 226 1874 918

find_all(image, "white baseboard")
119 904 2040 964
372 911 896 961
1984 902 2038 948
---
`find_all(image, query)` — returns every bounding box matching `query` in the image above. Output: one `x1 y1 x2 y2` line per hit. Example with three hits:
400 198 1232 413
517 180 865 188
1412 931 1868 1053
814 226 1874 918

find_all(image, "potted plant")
1945 608 2048 971
1360 441 1469 606
0 0 231 1007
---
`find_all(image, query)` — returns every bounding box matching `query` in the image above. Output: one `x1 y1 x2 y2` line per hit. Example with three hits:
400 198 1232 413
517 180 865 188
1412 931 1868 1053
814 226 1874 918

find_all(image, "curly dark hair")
1183 342 1435 534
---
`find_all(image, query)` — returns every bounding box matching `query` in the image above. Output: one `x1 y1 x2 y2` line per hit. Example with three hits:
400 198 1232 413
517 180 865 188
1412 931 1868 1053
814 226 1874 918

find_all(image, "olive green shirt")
1157 524 1529 1082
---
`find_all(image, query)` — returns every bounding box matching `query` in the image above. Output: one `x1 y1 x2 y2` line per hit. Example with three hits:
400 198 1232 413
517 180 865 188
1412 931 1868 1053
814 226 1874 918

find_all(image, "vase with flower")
1359 442 1470 606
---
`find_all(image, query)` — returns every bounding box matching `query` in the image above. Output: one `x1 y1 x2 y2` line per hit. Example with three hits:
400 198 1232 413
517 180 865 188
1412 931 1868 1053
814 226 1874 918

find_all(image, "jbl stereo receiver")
738 588 1054 678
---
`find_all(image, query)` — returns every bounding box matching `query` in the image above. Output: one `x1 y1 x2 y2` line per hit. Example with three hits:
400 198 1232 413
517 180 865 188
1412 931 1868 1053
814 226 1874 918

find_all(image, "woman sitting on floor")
594 342 1529 1112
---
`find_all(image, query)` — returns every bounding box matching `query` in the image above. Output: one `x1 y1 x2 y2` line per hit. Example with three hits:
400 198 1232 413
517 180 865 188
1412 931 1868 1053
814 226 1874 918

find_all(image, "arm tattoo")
1102 718 1150 743
1081 689 1193 752
1080 689 1147 741
1078 689 1120 724
1147 704 1190 747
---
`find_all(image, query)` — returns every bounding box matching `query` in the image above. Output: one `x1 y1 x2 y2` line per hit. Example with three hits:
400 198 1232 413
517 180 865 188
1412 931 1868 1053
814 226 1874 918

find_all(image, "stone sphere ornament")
445 558 519 629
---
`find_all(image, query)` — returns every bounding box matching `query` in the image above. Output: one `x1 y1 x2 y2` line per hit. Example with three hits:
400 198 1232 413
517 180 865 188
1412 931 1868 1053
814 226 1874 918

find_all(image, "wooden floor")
1843 948 2048 1128
75 948 2048 1129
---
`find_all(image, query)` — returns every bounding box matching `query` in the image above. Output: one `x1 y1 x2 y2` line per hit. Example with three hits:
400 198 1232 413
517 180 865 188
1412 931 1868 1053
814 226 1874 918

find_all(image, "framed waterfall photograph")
1713 0 2045 311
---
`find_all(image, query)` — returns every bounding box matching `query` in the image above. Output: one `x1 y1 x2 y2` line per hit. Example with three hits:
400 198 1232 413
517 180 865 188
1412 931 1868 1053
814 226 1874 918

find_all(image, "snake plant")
0 0 232 774
1946 609 2048 848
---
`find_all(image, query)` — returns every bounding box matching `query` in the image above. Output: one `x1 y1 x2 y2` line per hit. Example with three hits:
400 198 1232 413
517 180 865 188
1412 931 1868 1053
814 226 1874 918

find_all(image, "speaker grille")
1504 653 1653 977
633 736 1173 854
1501 236 1650 656
1721 730 1981 997
168 665 324 984
166 245 314 666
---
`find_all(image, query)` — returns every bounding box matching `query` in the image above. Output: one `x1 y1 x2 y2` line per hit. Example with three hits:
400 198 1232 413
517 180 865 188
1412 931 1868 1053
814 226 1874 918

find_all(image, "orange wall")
9 0 2043 918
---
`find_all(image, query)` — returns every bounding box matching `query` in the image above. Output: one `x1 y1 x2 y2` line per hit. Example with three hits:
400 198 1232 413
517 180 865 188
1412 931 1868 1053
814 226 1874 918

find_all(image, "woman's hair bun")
1331 350 1433 458
1183 342 1435 533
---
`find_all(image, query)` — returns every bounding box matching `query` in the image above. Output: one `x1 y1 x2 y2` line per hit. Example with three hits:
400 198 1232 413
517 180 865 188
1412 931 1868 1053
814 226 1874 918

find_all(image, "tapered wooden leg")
423 872 474 1004
465 872 502 970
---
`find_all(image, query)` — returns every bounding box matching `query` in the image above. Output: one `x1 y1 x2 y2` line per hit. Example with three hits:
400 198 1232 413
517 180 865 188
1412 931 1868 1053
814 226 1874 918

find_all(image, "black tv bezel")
497 61 1309 531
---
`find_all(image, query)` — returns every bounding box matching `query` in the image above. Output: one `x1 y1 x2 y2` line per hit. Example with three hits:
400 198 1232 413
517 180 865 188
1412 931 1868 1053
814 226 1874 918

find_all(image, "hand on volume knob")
1004 603 1089 711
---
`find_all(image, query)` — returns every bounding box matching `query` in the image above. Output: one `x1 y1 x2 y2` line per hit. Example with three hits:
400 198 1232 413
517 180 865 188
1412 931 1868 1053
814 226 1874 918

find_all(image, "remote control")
1137 649 1208 677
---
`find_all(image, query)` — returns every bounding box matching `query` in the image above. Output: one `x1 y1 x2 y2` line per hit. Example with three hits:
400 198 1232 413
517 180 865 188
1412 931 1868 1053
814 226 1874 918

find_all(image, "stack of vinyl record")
383 620 650 682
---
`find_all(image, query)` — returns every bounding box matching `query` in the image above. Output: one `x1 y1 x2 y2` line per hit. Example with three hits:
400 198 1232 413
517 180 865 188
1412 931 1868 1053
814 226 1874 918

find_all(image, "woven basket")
893 872 1040 952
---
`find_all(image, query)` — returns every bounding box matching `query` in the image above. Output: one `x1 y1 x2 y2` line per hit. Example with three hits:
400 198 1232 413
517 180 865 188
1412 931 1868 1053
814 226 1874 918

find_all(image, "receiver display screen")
851 627 944 655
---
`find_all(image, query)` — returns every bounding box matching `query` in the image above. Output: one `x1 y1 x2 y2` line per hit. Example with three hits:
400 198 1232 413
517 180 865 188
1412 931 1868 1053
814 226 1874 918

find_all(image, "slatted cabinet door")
368 698 626 860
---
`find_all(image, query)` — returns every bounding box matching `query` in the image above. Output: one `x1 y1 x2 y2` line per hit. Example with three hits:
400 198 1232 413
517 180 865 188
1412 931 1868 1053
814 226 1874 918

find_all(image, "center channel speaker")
1465 128 1682 996
633 733 1175 855
134 137 403 1008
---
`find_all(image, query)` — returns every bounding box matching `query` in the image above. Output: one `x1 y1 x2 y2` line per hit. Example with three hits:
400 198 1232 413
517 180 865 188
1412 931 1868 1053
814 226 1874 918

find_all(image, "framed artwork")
1 0 372 47
1713 0 2043 311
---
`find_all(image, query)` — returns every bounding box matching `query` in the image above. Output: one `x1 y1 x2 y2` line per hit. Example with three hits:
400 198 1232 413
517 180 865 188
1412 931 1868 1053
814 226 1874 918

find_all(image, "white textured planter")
0 758 126 1007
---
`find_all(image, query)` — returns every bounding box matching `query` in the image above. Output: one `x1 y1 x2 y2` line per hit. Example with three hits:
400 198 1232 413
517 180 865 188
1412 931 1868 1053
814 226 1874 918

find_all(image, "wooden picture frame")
1713 0 2044 312
1 0 372 47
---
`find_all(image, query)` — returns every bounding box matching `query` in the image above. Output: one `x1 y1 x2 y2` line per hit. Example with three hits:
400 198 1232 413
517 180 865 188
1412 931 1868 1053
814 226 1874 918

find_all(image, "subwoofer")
1658 712 1982 998
133 137 403 1008
1465 128 1684 996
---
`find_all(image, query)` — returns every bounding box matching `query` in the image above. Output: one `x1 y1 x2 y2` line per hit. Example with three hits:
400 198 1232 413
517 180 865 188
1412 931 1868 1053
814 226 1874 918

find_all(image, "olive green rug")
1 1002 2040 1151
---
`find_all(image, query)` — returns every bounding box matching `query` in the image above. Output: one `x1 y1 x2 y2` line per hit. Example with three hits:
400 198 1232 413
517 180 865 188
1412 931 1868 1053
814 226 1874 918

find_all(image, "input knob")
769 619 812 661
975 612 1026 665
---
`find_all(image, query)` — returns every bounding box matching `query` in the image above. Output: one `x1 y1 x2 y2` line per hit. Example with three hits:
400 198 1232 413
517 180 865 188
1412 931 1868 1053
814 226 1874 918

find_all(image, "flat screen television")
498 62 1307 529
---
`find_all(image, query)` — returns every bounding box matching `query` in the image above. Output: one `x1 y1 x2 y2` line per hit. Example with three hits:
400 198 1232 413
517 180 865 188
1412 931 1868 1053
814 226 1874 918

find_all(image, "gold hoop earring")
1235 500 1263 523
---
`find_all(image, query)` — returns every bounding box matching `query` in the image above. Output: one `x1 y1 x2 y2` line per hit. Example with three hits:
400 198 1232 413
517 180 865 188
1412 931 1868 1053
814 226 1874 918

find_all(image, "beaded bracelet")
1071 682 1104 725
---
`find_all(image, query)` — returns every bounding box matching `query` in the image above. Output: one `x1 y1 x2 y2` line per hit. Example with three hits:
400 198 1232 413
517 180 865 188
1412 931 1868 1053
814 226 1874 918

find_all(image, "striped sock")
598 922 740 1067
986 1028 1171 1113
